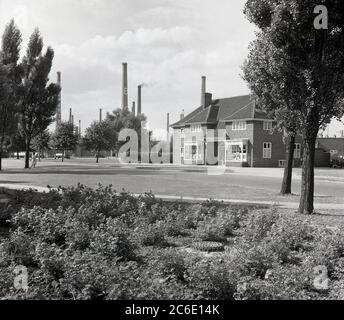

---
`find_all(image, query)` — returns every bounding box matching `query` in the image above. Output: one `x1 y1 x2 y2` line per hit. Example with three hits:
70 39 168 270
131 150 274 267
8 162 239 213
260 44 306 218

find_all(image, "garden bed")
1 184 344 300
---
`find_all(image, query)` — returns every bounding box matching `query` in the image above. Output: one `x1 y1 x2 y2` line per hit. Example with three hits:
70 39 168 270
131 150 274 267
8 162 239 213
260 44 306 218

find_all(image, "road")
0 159 343 206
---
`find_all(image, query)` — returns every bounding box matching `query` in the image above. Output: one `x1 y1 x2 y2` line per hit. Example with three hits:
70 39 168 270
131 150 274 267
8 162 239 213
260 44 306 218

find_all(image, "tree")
0 20 22 171
18 28 60 169
82 120 117 163
8 132 26 159
32 130 51 161
243 33 301 195
106 108 147 157
50 122 78 162
244 0 344 214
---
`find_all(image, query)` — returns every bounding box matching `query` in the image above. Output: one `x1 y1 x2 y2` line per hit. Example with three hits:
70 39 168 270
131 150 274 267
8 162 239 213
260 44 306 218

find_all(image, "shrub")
155 249 187 281
140 223 170 248
90 218 137 261
186 257 238 300
243 208 279 242
194 211 236 242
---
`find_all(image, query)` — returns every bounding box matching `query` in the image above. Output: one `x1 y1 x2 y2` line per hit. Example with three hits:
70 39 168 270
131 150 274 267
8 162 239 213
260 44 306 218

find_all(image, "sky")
0 0 343 138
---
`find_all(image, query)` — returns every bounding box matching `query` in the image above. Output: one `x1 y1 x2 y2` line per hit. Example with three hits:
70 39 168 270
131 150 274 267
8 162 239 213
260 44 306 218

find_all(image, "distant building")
171 78 303 168
316 137 344 160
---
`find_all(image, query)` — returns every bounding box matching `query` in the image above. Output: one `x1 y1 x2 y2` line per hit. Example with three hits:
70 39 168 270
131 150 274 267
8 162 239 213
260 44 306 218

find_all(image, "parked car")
331 153 344 168
54 153 71 160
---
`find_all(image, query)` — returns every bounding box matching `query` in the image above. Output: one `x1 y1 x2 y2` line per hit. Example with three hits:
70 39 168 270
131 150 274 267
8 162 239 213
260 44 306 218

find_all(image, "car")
331 153 344 168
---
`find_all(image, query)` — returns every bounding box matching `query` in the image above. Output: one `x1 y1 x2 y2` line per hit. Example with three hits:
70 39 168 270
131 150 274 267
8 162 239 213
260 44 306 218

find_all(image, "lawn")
1 185 344 300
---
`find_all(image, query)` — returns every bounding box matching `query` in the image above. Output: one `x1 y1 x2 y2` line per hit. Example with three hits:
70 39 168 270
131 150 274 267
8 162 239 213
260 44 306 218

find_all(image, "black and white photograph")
0 0 344 311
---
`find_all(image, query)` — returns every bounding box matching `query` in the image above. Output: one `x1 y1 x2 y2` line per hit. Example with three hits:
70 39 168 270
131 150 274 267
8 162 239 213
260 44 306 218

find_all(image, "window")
294 143 301 159
263 121 273 131
190 125 202 133
232 121 247 131
184 144 202 161
263 142 272 159
180 128 185 137
330 150 338 154
279 160 286 168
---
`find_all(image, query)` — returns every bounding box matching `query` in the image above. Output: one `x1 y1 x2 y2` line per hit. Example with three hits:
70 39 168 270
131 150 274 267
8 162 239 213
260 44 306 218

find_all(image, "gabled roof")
171 94 270 128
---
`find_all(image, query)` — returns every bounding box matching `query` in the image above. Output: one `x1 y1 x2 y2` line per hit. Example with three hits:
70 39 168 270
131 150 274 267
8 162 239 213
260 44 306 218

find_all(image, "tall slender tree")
244 0 344 214
0 20 22 171
18 28 60 169
243 33 301 195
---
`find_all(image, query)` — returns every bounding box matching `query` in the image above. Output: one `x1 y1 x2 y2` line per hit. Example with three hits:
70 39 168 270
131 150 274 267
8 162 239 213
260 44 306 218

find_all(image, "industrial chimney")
99 108 103 122
122 63 128 111
132 102 136 116
137 85 142 115
167 113 170 143
56 72 62 130
69 108 72 124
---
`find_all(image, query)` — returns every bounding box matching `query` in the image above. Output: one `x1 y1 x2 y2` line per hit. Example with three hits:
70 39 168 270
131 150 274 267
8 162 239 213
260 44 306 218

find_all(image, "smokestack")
69 108 72 124
201 76 206 109
132 102 136 116
137 85 142 115
99 108 103 122
56 72 62 130
167 113 170 142
122 62 128 110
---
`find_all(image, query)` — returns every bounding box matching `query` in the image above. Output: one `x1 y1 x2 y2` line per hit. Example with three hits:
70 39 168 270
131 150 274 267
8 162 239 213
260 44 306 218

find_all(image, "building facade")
172 81 303 168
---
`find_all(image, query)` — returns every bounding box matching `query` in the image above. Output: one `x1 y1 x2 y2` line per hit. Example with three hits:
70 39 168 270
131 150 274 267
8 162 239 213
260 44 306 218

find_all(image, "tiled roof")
171 94 270 128
317 138 344 152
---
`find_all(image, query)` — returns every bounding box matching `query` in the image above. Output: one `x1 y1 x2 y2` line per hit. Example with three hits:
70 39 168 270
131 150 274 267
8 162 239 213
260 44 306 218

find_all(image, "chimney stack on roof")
180 109 185 120
201 76 206 109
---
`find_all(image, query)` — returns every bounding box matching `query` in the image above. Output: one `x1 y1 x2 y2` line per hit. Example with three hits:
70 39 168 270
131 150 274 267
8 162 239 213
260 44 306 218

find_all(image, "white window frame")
294 143 301 159
263 121 273 131
263 142 272 159
184 143 202 161
180 128 185 138
190 125 202 133
232 121 247 131
279 160 286 168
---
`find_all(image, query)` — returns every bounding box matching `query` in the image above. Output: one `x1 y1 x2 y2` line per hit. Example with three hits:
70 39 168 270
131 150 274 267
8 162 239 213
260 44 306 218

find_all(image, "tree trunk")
38 148 41 162
280 135 295 195
96 150 100 163
0 137 4 171
299 136 317 214
16 151 19 160
25 138 31 169
62 150 64 163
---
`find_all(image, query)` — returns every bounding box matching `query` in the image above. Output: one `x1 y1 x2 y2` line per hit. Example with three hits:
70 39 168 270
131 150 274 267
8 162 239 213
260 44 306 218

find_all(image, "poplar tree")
18 28 60 169
0 20 22 171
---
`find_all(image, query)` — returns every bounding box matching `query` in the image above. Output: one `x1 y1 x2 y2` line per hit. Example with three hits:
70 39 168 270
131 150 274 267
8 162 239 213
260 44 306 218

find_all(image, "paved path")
1 183 343 211
0 159 343 210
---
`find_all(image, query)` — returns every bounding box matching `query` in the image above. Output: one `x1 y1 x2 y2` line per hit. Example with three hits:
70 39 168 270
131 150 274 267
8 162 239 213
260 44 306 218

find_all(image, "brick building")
171 77 303 168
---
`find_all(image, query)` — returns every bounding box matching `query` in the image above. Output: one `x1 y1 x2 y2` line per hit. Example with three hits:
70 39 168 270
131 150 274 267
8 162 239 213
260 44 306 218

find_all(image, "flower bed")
0 184 343 300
